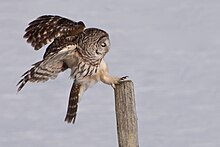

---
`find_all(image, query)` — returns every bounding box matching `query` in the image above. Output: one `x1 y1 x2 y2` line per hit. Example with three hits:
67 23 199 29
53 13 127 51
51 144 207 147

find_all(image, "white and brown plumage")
17 15 126 124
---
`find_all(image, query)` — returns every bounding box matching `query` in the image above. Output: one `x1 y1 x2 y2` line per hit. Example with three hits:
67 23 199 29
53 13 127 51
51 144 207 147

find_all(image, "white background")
1 0 220 147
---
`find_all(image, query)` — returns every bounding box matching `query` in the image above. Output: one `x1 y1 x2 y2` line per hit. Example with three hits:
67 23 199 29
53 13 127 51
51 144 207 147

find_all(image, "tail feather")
64 82 81 124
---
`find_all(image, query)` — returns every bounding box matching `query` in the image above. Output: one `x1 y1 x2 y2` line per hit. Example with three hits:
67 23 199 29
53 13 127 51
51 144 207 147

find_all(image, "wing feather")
43 35 78 58
24 15 85 50
17 44 77 92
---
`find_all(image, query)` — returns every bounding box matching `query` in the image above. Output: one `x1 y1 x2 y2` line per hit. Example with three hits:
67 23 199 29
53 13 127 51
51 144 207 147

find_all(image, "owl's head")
77 28 110 61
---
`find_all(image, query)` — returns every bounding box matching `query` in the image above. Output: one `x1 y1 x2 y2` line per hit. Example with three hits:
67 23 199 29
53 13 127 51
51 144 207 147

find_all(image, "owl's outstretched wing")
17 40 77 92
24 15 85 50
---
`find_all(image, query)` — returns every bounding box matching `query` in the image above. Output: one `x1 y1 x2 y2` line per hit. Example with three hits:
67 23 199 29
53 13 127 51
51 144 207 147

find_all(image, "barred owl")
17 15 126 124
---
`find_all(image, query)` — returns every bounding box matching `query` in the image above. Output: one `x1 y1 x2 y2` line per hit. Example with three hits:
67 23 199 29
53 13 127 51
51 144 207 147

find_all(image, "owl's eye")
101 42 106 47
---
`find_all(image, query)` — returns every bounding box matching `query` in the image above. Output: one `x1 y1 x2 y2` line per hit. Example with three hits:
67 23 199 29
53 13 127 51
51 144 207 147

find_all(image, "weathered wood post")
114 80 139 147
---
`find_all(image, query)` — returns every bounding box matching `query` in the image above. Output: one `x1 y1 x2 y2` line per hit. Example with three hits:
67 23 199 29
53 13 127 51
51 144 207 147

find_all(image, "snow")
1 0 220 146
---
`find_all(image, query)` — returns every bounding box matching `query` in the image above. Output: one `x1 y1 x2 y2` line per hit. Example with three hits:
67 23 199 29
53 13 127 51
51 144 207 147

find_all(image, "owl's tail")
64 82 82 124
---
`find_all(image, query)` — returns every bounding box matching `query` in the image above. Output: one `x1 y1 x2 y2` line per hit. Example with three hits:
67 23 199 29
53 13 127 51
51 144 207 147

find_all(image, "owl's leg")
99 60 127 88
64 81 83 124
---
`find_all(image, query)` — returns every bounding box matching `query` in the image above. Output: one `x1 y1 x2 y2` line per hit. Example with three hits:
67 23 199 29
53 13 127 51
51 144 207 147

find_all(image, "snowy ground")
1 0 220 147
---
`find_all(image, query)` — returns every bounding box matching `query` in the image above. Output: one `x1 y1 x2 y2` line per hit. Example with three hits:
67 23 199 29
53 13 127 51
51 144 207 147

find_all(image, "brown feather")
23 15 85 50
64 82 81 124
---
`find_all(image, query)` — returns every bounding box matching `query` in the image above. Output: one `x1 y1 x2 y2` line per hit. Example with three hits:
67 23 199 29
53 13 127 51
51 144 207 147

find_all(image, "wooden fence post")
114 80 139 147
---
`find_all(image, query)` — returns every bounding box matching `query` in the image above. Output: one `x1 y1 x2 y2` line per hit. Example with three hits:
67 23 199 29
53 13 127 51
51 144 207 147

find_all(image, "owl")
17 15 126 124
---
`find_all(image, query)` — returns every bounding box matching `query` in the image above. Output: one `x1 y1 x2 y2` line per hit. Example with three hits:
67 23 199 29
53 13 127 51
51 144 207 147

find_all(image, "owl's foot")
111 76 128 88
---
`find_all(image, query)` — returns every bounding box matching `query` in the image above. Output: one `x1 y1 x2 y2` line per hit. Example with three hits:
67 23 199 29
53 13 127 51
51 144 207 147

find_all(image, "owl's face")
95 36 110 57
77 28 110 61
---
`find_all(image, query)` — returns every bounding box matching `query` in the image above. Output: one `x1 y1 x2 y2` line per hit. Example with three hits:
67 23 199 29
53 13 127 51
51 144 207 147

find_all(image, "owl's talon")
111 84 116 89
120 76 128 81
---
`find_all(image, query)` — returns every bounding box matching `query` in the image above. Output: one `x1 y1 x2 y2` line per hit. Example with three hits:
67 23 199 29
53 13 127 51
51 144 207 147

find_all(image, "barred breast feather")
71 61 99 79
